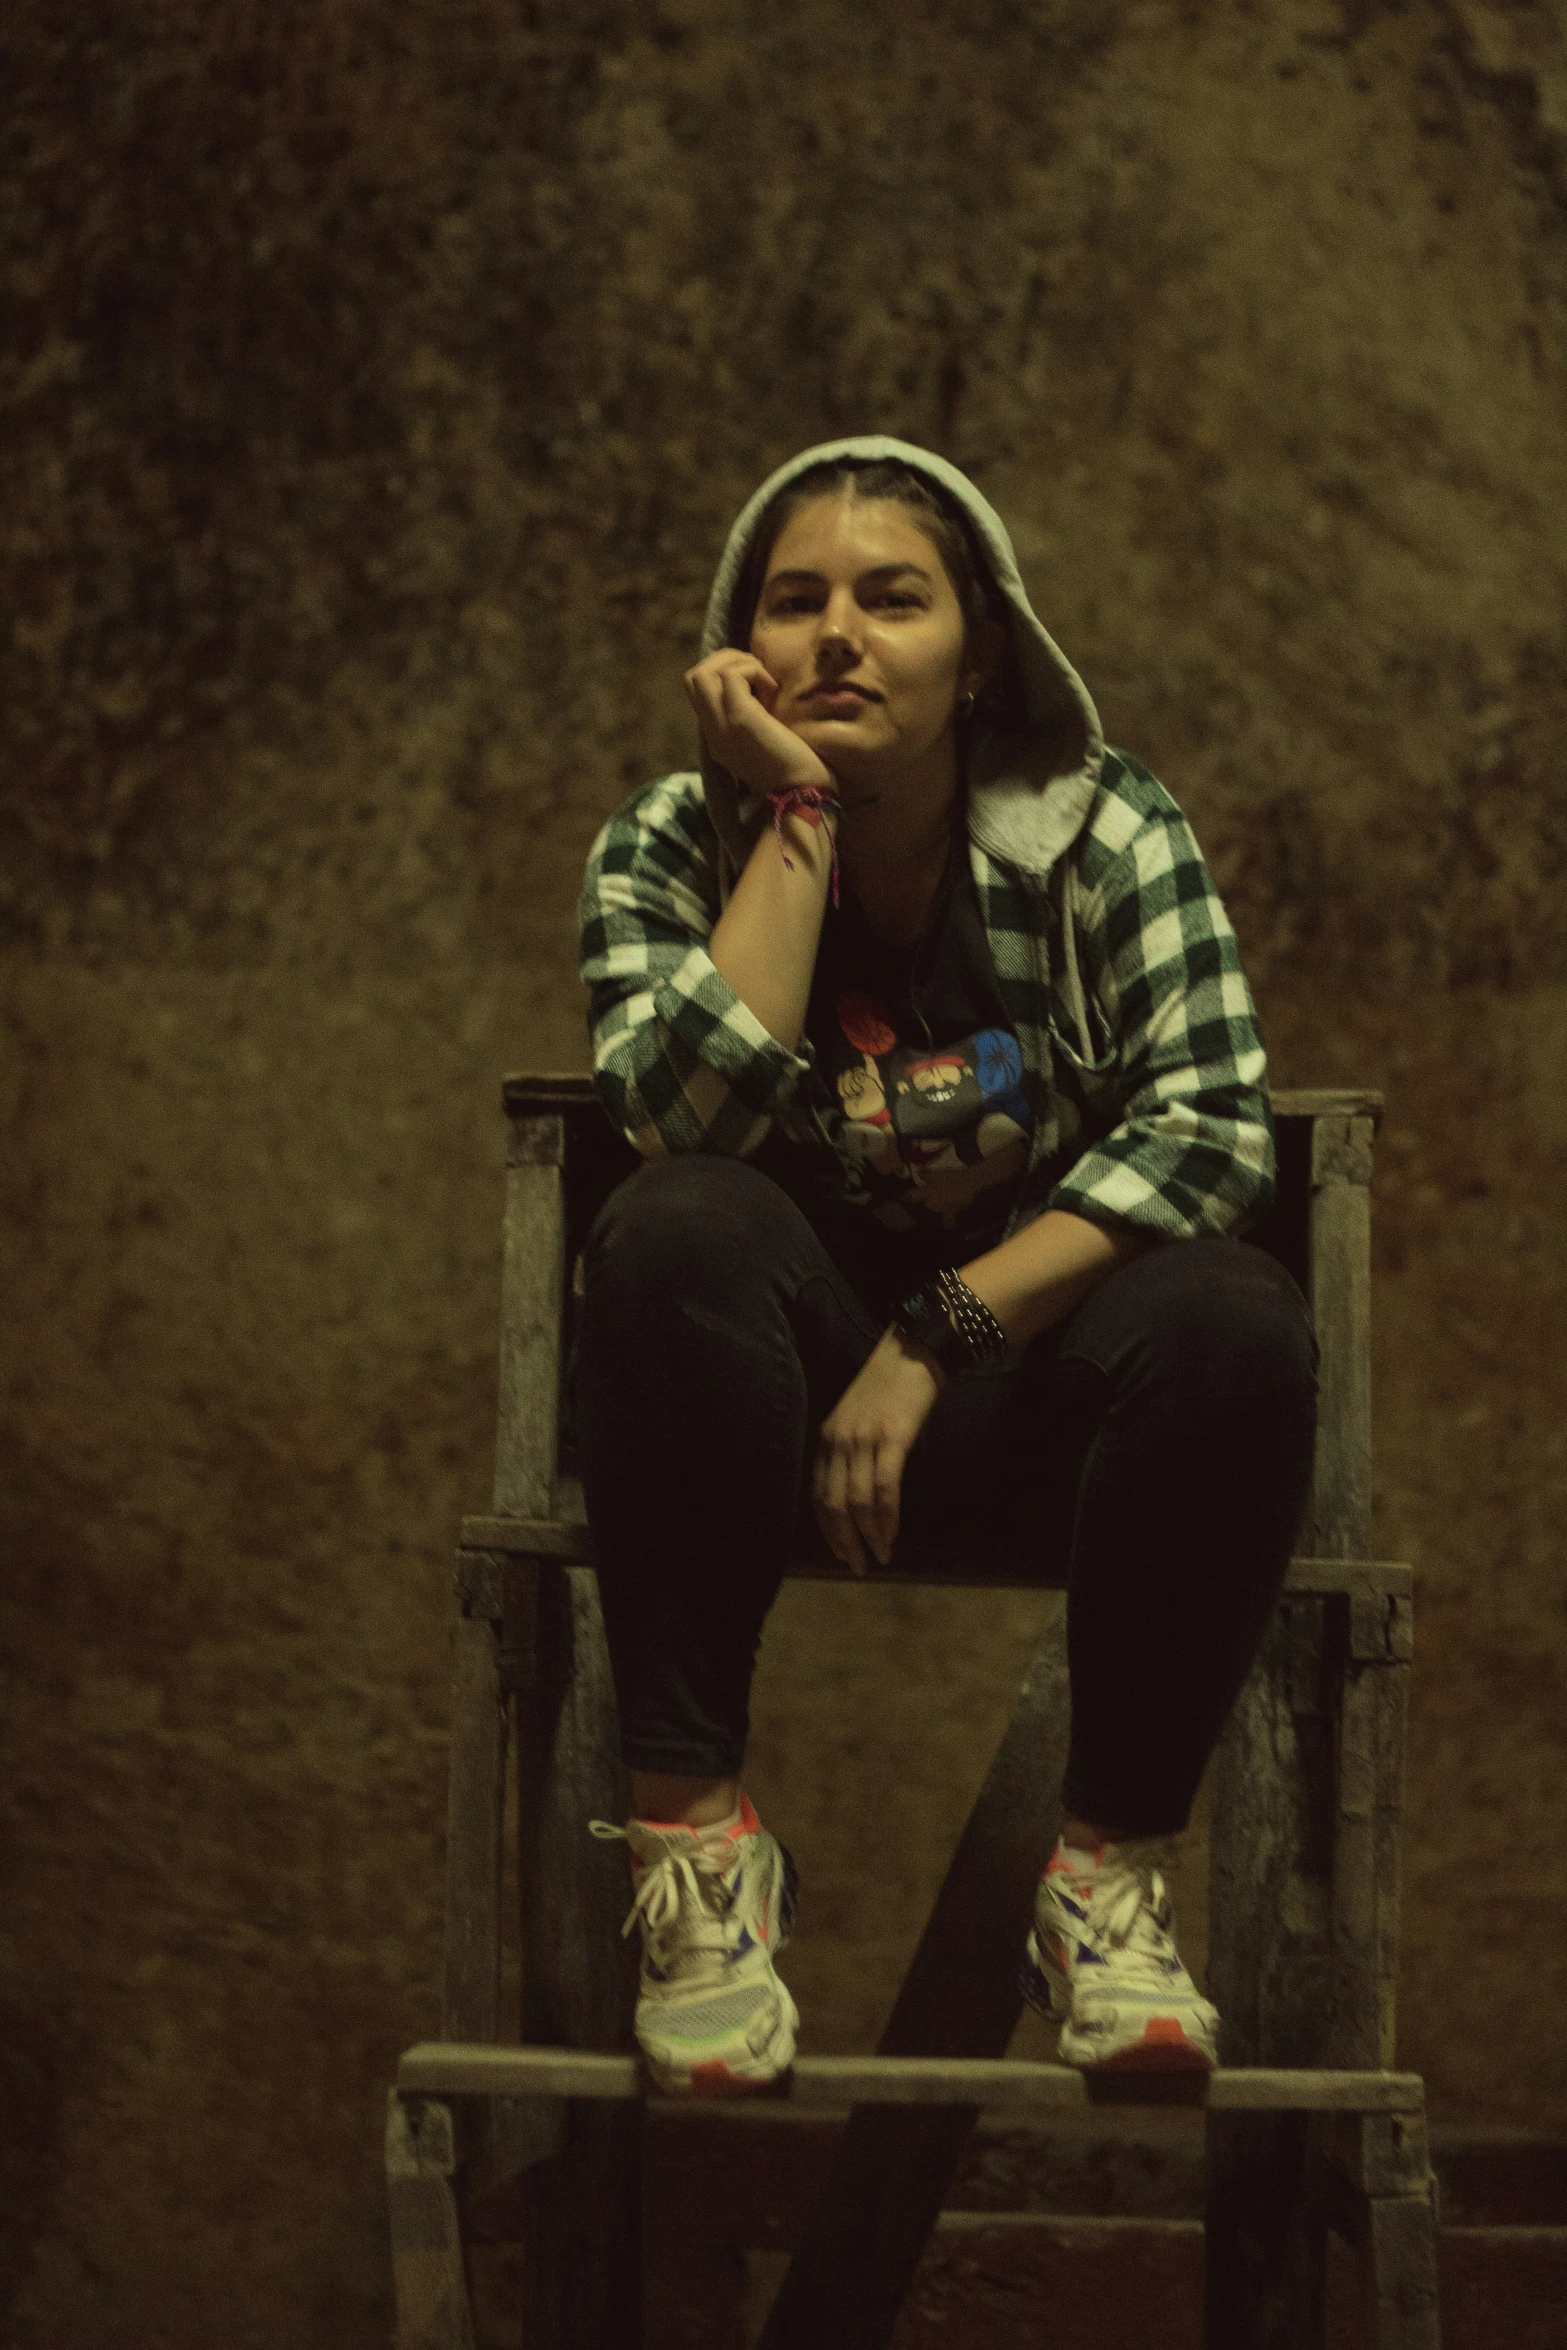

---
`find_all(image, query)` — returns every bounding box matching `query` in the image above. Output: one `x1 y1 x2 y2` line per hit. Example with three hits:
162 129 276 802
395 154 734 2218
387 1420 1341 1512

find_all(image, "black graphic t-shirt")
758 821 1034 1309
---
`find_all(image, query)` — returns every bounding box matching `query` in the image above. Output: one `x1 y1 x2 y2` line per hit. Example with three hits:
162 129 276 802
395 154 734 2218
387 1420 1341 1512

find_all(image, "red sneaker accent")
1045 1840 1110 1881
688 2060 771 2099
1092 2017 1214 2073
726 1793 762 1843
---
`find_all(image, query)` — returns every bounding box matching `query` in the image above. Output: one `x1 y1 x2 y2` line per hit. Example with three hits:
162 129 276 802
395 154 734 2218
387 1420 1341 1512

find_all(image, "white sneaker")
591 1794 799 2096
1021 1841 1219 2072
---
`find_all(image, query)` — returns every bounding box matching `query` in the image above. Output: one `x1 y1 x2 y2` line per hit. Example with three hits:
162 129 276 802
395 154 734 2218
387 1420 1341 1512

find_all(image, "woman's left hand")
812 1330 943 1575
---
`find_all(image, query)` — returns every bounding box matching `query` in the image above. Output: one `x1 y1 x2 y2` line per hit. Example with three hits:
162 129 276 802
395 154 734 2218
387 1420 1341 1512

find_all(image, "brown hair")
731 457 1023 723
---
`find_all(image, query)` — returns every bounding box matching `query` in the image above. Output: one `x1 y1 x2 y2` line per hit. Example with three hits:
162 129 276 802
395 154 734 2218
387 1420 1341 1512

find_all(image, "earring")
959 690 976 717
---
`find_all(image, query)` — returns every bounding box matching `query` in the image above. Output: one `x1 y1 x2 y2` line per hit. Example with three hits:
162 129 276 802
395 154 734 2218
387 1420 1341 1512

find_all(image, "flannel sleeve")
578 775 814 1158
1045 807 1274 1239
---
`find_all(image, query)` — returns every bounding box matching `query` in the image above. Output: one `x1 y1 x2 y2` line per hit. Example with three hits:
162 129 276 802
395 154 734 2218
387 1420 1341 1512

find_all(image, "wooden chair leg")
1325 2113 1443 2350
518 1560 642 2349
386 2093 478 2350
443 1611 507 2042
757 1604 1072 2350
1357 2195 1443 2350
1205 1598 1337 2349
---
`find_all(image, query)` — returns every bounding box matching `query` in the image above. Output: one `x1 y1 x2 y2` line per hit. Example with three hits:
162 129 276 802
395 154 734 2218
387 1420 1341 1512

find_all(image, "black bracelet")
893 1268 1010 1374
936 1267 1010 1363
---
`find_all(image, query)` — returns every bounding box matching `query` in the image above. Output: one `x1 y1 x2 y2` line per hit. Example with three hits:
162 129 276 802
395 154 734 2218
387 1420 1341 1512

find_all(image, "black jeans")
577 1154 1318 1837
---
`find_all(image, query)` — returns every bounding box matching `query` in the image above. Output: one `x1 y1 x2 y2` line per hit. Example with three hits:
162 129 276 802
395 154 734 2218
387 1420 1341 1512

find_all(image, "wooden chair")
386 1076 1442 2350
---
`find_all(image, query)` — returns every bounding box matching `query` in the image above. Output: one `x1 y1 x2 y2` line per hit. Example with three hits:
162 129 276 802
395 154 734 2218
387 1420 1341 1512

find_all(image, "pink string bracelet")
769 785 842 906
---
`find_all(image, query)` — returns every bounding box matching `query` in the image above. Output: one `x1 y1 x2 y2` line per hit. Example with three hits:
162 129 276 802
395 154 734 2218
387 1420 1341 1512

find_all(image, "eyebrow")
763 562 936 589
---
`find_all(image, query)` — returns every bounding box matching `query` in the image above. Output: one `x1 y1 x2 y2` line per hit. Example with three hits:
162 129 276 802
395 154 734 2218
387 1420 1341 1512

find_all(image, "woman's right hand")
683 649 836 800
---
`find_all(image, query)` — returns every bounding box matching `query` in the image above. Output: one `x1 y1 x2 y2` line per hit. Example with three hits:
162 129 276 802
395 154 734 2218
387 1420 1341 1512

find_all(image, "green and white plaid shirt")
579 747 1273 1243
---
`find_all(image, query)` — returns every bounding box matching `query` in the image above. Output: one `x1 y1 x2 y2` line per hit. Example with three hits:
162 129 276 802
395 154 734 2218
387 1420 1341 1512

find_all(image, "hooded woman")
576 438 1316 2096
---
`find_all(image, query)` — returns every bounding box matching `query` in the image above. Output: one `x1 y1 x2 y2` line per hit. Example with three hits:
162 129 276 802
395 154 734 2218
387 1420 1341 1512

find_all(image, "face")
748 495 996 792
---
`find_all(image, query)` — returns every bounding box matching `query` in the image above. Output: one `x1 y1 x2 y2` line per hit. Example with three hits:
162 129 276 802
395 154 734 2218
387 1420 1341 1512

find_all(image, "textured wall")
2 0 1565 2342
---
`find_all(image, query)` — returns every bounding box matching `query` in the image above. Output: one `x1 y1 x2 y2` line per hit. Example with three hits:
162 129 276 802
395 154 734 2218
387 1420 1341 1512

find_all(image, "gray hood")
698 434 1104 885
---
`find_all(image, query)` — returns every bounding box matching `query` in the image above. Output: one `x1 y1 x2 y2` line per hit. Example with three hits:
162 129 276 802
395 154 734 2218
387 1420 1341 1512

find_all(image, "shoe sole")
1021 1944 1218 2073
1059 2018 1217 2072
641 2048 794 2098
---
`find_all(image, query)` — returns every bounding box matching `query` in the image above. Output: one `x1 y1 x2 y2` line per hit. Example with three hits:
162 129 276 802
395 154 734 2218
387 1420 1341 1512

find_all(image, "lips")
803 683 876 706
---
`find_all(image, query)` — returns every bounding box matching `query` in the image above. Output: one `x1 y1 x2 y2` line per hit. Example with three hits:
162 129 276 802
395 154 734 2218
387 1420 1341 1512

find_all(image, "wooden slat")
396 2047 1426 2114
462 1513 593 1560
441 1617 506 2042
758 1611 1072 2350
1333 1654 1386 2070
1271 1088 1384 1124
516 1560 641 2349
1358 2192 1444 2350
1330 1611 1412 2070
516 1566 630 2048
498 1074 1385 1128
1306 1114 1375 1558
1373 1619 1411 2069
1291 1558 1408 1599
1206 1598 1338 2348
384 2092 478 2350
501 1071 600 1117
493 1112 566 1521
1328 2112 1434 2201
457 1514 1413 1602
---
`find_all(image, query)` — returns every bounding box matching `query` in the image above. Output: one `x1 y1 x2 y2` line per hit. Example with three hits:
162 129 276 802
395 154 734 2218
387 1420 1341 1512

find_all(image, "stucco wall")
2 2 1564 2341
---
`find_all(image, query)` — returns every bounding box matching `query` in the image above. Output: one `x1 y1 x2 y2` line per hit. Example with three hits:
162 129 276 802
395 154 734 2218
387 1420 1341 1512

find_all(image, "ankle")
630 1771 741 1830
1059 1813 1133 1855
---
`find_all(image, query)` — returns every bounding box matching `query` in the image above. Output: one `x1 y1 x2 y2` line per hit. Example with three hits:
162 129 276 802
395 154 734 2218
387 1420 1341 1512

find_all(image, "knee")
1143 1241 1317 1413
584 1153 788 1307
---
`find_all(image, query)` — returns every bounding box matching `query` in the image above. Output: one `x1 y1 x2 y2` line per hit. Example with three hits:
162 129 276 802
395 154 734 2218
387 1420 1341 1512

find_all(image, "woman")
577 436 1316 2096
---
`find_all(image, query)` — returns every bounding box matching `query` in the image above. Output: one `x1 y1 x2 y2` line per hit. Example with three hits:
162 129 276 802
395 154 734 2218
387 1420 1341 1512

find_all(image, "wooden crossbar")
454 1521 1412 1601
499 1074 1386 1128
397 2043 1425 2114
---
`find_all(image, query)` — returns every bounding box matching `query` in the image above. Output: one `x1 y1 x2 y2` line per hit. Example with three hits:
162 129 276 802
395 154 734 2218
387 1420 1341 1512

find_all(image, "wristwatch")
892 1268 1010 1375
891 1282 969 1376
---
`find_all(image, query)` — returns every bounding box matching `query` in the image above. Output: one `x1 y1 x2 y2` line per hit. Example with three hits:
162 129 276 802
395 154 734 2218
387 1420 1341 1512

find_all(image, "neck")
835 736 962 948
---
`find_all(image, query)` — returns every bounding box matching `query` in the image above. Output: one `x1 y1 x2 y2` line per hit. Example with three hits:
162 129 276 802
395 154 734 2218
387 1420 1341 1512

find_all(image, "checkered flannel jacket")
578 748 1274 1241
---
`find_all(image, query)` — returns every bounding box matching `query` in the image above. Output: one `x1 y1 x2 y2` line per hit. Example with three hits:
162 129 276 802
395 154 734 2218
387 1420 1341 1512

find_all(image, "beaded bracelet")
932 1267 1010 1366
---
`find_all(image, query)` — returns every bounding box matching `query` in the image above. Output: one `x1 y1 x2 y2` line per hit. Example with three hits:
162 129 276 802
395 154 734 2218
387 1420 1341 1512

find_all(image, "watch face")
899 1289 951 1345
898 1287 962 1369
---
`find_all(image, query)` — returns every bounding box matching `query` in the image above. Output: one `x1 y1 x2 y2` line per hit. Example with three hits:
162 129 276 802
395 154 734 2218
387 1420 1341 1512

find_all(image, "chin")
796 720 887 763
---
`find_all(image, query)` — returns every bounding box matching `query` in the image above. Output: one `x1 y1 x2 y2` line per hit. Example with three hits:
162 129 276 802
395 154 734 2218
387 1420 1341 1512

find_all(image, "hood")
697 434 1104 884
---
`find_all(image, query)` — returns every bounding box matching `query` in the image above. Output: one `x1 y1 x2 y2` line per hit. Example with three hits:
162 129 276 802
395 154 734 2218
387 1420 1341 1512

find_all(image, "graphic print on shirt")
833 988 1033 1233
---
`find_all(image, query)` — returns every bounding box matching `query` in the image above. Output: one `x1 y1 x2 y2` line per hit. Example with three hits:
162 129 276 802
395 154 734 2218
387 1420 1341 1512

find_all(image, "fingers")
846 1437 904 1568
870 1439 904 1563
813 1434 905 1574
683 649 826 799
718 664 773 736
683 648 777 716
812 1438 867 1577
813 1340 937 1577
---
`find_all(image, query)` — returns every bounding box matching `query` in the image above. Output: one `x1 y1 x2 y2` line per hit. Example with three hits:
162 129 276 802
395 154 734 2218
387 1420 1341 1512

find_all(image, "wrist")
884 1323 947 1387
891 1269 1010 1376
765 781 841 900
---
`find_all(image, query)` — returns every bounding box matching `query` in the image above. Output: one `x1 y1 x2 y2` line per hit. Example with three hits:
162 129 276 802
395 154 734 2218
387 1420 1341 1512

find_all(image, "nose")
814 586 864 671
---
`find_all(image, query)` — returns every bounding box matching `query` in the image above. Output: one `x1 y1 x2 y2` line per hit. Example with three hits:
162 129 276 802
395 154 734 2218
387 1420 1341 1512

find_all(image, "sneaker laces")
589 1821 750 1978
1066 1857 1185 1987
